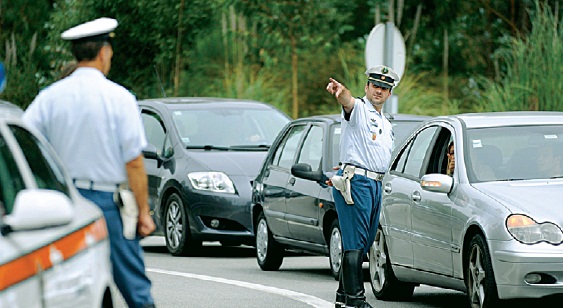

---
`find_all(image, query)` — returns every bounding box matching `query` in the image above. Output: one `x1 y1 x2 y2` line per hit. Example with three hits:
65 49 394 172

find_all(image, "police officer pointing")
23 18 156 308
326 65 399 308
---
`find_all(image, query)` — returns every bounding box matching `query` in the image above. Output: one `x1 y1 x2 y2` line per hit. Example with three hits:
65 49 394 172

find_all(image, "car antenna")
153 65 166 97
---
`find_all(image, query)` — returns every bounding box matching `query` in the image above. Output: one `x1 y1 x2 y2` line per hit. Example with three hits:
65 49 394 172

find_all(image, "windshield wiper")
228 145 270 151
186 145 229 151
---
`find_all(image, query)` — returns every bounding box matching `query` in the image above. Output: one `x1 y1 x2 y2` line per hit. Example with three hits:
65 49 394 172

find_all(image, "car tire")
163 193 201 256
255 212 284 270
465 234 499 308
369 227 415 300
328 219 342 280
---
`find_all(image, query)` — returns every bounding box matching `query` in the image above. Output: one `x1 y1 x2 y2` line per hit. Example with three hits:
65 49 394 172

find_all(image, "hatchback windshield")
466 125 563 182
171 107 290 147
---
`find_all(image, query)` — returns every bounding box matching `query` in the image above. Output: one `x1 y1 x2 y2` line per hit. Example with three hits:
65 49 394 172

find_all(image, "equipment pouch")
332 165 355 205
114 186 139 240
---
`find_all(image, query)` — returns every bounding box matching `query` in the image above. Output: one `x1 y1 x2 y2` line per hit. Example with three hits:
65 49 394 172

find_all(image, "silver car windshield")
466 125 563 182
172 108 289 148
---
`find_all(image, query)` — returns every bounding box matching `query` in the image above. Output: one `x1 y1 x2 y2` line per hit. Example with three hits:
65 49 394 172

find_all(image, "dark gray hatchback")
139 97 290 256
251 113 429 279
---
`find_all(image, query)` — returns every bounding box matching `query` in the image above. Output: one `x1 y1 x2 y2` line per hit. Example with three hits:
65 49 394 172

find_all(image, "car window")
172 108 289 147
0 133 25 215
466 125 563 182
400 126 439 178
272 125 306 169
423 128 453 175
391 120 423 147
9 125 70 196
297 125 323 170
330 124 341 168
142 111 167 154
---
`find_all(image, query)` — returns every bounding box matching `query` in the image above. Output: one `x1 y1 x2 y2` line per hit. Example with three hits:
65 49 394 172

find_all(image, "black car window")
402 126 439 178
0 133 25 215
297 125 323 170
142 111 166 154
172 108 289 147
272 124 306 169
330 124 341 169
9 125 70 196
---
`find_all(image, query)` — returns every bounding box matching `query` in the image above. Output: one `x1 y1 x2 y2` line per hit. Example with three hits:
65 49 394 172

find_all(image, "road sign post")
365 23 406 113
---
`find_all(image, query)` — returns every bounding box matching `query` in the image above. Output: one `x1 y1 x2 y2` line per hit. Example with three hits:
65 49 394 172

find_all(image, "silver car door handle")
384 183 392 194
411 191 421 202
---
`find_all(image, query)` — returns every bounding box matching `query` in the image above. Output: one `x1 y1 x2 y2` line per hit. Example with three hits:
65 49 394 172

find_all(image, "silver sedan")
370 111 563 308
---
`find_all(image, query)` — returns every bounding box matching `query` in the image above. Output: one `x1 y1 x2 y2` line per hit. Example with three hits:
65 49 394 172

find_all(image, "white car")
0 106 114 307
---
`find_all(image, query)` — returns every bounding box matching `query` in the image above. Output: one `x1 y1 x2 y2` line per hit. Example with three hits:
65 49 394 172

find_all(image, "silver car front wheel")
465 234 499 308
369 228 414 300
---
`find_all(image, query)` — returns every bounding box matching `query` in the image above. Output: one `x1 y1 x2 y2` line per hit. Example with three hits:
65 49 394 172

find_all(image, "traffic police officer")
23 18 156 308
326 65 399 308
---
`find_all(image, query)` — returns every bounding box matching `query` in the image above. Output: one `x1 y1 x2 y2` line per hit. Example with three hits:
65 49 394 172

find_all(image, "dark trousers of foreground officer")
333 171 382 308
79 189 154 308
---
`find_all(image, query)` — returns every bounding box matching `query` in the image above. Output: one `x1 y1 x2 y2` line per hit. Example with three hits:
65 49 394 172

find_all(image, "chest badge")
372 133 377 140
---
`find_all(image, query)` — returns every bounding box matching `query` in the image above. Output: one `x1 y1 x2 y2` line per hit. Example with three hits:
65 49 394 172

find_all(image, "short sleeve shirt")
339 96 394 173
23 67 147 183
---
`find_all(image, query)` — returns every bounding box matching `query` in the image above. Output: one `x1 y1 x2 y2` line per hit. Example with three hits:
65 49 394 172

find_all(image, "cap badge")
381 76 386 80
382 67 389 74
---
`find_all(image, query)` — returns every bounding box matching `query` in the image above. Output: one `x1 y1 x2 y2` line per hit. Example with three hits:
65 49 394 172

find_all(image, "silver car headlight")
506 214 563 245
187 172 235 194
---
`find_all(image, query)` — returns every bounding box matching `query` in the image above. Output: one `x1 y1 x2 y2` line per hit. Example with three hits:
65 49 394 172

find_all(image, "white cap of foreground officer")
61 17 118 42
61 18 118 76
365 65 400 89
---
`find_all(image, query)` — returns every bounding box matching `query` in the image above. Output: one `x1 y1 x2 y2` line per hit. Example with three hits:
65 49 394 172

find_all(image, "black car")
251 113 429 279
139 97 291 256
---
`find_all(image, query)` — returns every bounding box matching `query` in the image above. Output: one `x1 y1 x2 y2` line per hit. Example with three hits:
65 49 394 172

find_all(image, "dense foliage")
1 0 561 117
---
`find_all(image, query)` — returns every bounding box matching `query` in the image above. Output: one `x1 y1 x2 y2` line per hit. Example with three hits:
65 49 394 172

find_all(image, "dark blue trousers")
332 169 382 254
78 189 154 308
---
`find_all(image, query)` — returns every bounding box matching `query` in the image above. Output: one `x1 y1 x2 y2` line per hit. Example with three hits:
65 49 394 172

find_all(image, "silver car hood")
474 180 563 219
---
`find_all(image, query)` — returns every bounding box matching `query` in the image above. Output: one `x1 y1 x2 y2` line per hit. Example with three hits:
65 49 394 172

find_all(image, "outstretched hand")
326 78 345 97
326 78 353 110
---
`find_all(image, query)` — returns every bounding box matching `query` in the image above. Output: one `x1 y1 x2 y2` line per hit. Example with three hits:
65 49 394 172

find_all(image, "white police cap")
61 17 118 42
365 65 400 89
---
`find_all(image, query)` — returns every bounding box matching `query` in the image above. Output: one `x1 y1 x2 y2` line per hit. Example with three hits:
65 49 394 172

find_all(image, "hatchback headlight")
506 214 563 245
188 172 235 194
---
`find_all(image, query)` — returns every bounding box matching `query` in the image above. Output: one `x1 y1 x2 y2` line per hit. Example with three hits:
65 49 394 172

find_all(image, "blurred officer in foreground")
23 18 156 308
326 65 399 308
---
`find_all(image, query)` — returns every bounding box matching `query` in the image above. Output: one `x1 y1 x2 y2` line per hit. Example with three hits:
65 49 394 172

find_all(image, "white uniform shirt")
23 67 147 183
339 96 394 173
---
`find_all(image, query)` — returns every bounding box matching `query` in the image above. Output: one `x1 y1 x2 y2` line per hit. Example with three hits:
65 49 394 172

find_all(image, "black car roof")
289 113 430 125
139 97 278 110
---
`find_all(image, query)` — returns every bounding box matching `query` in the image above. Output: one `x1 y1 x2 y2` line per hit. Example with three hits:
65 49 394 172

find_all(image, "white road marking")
147 268 333 308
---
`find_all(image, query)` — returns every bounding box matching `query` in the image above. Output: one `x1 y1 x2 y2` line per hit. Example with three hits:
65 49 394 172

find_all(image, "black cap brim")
368 79 392 89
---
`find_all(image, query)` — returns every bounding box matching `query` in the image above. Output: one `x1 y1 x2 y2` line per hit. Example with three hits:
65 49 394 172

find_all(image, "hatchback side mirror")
291 163 325 182
142 144 160 160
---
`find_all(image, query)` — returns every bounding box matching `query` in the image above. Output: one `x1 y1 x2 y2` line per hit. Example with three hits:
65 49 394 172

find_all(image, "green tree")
0 0 52 108
234 0 352 118
43 0 218 99
480 1 562 111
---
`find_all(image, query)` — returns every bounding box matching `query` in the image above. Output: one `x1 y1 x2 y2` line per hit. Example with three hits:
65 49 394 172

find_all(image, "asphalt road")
110 236 560 308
